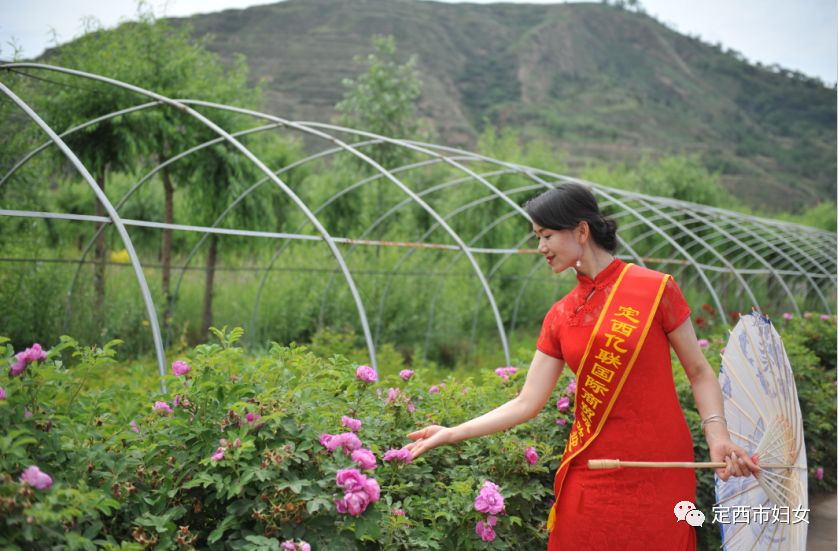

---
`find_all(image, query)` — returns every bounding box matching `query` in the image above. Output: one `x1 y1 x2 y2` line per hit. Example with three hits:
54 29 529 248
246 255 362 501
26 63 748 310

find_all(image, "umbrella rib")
715 480 762 505
722 356 770 429
728 428 760 450
725 396 759 430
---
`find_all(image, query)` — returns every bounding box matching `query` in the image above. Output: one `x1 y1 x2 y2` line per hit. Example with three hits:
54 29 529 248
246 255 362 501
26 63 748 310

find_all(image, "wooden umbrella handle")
588 459 726 469
588 459 793 470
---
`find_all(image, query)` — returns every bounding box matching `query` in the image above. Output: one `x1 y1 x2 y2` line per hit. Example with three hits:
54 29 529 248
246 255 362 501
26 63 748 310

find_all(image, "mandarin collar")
576 257 624 290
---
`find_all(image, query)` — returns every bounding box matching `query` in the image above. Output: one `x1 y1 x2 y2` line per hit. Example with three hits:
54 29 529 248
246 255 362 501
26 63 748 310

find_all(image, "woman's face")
533 222 581 274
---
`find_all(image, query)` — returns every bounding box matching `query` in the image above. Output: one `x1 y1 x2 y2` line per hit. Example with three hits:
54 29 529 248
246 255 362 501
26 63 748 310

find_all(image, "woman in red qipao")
405 184 759 550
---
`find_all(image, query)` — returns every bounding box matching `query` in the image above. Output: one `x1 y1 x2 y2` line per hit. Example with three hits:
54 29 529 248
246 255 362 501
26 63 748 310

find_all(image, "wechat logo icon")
674 500 705 527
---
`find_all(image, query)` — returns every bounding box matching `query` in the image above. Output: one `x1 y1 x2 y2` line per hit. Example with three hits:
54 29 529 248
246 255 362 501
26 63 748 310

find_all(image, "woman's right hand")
405 425 454 460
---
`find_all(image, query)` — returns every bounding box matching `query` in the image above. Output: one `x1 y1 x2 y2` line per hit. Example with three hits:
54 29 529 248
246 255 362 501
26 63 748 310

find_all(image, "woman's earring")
575 259 582 269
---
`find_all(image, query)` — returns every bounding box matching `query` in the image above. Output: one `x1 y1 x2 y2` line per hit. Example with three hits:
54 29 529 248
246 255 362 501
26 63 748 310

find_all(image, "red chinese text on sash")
546 263 669 532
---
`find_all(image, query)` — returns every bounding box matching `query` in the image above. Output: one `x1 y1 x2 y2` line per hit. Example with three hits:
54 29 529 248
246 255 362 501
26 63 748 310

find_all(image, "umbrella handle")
588 459 725 469
588 459 794 470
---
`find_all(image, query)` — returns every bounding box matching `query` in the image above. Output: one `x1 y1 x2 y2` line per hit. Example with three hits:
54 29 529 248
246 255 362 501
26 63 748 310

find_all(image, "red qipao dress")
537 258 697 551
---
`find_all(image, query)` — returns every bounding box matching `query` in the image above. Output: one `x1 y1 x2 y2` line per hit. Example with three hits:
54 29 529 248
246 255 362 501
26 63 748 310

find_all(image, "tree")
41 5 259 334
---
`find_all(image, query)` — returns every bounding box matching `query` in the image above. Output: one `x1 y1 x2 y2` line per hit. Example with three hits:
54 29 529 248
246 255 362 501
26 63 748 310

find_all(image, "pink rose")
385 387 401 404
565 378 577 395
10 343 47 377
355 365 376 382
556 417 568 426
399 369 414 381
697 339 709 349
281 542 297 551
211 447 225 461
494 366 518 380
474 480 504 515
245 412 262 426
351 448 377 470
815 467 824 481
407 400 416 413
341 415 362 432
336 468 367 492
392 508 406 516
363 476 381 502
319 433 334 448
428 385 440 394
339 490 370 516
820 314 831 320
475 520 496 542
525 446 539 465
0 387 5 400
300 544 311 551
152 401 172 414
171 360 191 376
383 447 413 464
130 420 140 433
782 312 793 320
20 465 53 490
556 397 570 412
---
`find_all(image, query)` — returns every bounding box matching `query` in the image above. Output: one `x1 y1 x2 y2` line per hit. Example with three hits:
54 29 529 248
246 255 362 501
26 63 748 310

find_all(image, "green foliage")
0 329 576 549
1 317 833 549
581 154 733 207
336 35 423 170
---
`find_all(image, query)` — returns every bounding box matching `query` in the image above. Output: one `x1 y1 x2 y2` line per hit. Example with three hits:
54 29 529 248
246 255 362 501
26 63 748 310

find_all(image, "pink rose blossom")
300 544 311 551
385 387 401 404
20 465 53 490
363 476 381 502
556 397 570 412
428 385 440 394
152 401 172 414
355 365 376 382
525 446 539 465
322 432 363 454
475 520 497 542
245 412 262 426
130 420 140 433
382 447 412 464
407 400 416 413
474 480 505 515
0 387 5 400
556 417 568 426
399 369 414 381
24 409 32 418
171 360 191 376
697 339 710 349
336 490 370 516
281 542 297 551
173 394 183 408
392 508 406 516
10 343 47 377
336 468 367 491
351 448 378 470
495 366 518 380
210 447 225 461
815 467 824 481
820 314 831 320
565 378 577 395
341 415 362 431
782 312 793 320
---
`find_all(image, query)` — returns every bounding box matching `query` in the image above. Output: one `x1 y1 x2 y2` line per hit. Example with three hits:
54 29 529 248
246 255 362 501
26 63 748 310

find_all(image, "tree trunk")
94 167 107 330
201 234 218 339
161 167 174 335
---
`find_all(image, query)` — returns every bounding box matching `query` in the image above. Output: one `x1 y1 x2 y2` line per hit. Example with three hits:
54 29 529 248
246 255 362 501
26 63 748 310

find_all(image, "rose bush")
0 314 833 550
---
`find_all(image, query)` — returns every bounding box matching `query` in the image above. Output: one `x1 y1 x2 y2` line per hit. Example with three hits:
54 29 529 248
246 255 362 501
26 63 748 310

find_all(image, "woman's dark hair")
524 183 619 253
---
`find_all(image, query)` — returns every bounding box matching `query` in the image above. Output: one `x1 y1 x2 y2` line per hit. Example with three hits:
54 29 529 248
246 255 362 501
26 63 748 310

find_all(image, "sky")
0 0 835 84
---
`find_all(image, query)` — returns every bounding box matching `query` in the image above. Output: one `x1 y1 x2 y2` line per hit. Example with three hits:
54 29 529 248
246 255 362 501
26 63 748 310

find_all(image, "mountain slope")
178 0 835 212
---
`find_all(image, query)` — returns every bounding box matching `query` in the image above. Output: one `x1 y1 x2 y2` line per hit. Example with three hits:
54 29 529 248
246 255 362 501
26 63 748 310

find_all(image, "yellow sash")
546 263 669 532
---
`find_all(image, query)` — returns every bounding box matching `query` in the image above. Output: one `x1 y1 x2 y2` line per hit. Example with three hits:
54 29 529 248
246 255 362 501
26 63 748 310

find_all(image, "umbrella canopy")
716 312 808 550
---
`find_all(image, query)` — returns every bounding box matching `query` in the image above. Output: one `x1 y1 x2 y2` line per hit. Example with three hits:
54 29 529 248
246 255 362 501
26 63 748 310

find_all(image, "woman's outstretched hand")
405 425 454 460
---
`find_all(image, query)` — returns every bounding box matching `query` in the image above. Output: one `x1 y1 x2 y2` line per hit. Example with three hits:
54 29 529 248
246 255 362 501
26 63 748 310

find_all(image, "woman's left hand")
708 436 760 481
